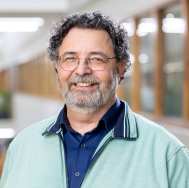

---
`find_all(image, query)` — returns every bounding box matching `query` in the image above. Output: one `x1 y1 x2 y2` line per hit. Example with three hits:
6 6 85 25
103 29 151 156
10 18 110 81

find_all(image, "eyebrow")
61 51 109 57
61 52 77 56
88 51 108 57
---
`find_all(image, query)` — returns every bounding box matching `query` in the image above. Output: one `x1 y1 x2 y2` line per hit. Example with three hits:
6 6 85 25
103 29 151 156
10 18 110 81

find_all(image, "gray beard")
61 71 119 113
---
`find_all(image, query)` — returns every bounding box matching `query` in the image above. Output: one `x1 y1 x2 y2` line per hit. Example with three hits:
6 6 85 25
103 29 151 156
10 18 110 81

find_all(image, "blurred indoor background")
0 0 189 175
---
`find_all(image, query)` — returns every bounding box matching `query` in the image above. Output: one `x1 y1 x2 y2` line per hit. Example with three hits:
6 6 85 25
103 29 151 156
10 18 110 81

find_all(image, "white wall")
0 93 62 133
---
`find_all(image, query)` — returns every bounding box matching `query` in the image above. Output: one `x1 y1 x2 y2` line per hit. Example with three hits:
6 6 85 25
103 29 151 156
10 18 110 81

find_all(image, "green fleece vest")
1 103 189 188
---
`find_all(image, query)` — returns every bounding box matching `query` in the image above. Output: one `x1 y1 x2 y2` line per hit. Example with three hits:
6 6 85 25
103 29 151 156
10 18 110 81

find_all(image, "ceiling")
0 0 175 70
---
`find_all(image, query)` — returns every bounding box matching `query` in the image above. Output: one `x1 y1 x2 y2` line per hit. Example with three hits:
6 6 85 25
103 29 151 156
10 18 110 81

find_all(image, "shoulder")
16 115 57 138
124 101 184 148
135 113 182 143
134 112 187 159
8 115 58 152
0 115 61 187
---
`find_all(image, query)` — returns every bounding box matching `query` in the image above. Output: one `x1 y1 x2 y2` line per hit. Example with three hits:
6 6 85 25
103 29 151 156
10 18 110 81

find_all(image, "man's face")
56 27 125 112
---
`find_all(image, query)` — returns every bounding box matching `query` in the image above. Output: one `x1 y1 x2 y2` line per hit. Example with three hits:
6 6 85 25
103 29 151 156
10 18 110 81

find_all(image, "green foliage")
0 90 12 118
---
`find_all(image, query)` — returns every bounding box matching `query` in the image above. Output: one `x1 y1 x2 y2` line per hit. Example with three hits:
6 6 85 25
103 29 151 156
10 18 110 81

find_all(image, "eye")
63 56 77 63
89 56 105 64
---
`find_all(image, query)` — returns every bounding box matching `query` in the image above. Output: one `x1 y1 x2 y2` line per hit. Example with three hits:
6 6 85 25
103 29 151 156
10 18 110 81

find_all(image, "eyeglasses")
57 53 116 71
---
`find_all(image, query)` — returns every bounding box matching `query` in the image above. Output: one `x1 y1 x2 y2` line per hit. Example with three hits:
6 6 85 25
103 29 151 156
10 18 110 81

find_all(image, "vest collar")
42 101 139 141
113 102 139 140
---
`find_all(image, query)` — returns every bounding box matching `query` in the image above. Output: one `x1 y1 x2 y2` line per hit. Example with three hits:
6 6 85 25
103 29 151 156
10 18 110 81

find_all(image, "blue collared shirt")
50 99 125 188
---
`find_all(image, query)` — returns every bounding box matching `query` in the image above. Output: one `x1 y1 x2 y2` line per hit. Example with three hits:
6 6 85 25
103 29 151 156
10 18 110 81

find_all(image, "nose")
74 59 92 75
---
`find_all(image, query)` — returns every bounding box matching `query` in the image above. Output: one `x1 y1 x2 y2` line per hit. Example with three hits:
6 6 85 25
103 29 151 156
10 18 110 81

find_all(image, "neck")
67 97 116 135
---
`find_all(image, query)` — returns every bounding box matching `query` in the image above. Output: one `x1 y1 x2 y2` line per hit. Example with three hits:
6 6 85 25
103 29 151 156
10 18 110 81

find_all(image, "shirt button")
74 171 80 177
80 143 86 148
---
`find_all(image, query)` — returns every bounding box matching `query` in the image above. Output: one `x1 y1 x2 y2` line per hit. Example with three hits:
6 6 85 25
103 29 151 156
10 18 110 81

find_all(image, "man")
0 12 189 188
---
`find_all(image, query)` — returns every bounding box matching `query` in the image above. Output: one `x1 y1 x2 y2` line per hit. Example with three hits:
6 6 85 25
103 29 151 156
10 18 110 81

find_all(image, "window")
163 4 184 116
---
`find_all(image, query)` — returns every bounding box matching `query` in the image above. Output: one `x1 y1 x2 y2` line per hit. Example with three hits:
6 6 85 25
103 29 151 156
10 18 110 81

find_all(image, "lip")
71 82 99 91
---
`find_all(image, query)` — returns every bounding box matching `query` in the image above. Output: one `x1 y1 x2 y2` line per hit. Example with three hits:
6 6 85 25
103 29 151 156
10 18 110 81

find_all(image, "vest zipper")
59 132 69 188
80 134 114 187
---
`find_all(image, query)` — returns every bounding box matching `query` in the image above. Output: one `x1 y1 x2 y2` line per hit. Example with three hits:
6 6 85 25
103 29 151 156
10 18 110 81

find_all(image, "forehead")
59 27 114 55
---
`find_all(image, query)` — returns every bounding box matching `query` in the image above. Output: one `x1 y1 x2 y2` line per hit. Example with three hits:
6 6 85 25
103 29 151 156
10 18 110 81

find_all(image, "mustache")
69 75 99 85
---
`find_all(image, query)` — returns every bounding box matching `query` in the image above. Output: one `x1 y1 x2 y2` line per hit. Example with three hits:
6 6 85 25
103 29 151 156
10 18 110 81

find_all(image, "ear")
54 63 58 73
117 61 126 83
53 64 62 87
54 67 58 73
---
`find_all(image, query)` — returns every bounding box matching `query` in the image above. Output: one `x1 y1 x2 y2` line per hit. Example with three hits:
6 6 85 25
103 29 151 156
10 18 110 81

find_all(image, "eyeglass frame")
57 52 117 71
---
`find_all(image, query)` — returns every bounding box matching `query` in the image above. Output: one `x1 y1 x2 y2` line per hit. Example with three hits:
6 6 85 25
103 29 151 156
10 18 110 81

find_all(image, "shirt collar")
100 98 122 132
42 99 139 140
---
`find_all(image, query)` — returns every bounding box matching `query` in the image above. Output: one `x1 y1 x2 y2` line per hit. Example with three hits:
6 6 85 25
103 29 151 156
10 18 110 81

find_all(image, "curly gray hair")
48 11 131 70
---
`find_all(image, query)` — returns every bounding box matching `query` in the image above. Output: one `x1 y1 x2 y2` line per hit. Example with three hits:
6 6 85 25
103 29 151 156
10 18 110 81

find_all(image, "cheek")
96 70 115 85
57 70 71 87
